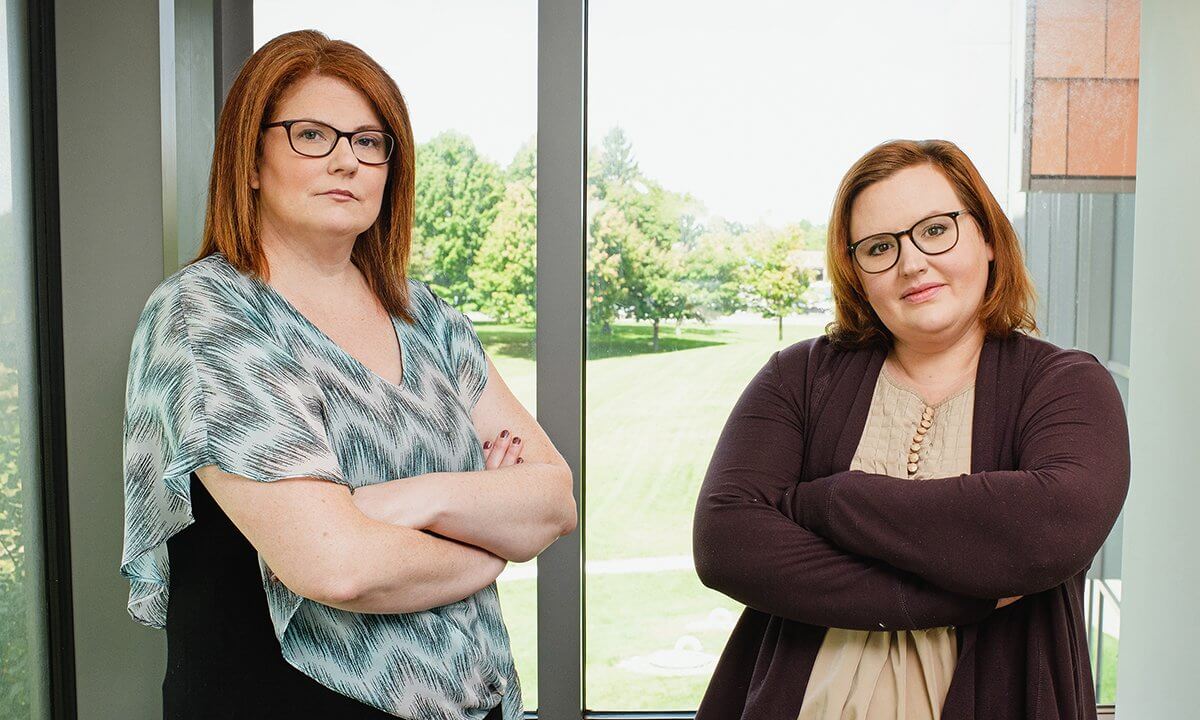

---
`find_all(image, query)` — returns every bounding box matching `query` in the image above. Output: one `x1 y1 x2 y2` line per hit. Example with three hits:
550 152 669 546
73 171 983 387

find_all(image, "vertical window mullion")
536 0 586 717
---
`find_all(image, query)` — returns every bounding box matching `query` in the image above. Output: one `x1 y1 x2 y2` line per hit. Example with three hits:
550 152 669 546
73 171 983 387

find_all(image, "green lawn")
478 319 1121 711
483 319 825 709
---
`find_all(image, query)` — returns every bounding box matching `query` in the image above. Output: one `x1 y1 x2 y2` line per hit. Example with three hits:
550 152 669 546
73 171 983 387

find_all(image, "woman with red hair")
694 139 1128 720
120 31 573 719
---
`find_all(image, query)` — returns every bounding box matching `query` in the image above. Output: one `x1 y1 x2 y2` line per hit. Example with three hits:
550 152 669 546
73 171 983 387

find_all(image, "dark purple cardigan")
692 331 1129 720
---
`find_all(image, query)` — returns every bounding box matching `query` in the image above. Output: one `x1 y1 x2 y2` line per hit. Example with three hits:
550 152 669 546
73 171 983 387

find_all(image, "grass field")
479 319 1119 710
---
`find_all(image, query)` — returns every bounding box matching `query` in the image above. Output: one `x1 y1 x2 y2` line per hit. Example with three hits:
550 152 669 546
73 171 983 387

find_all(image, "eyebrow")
296 118 385 132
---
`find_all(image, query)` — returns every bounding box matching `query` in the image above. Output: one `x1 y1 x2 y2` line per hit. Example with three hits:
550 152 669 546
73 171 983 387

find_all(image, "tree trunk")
653 318 660 352
777 315 783 341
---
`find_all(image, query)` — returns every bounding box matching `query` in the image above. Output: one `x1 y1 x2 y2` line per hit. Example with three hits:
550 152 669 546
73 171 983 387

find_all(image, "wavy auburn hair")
193 30 416 322
825 139 1038 348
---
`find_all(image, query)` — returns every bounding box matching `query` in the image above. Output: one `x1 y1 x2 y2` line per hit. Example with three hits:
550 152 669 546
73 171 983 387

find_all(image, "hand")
995 595 1023 609
482 429 525 469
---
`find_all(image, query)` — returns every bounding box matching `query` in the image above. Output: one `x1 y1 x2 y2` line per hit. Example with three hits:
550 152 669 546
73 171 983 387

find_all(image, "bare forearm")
355 464 576 563
323 517 505 615
427 463 575 562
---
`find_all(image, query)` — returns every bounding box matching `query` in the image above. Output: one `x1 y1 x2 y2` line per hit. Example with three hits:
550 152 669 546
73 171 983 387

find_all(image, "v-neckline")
879 363 976 410
246 267 410 392
828 336 1001 478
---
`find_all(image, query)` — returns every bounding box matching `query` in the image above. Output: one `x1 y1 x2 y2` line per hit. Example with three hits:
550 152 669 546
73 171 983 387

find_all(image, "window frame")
228 1 1125 716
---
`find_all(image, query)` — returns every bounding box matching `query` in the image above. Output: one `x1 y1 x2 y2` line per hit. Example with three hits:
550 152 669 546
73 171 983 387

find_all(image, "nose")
327 135 360 172
895 232 928 276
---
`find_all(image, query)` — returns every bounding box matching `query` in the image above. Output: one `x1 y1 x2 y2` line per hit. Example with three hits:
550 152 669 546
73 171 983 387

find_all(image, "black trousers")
483 705 503 720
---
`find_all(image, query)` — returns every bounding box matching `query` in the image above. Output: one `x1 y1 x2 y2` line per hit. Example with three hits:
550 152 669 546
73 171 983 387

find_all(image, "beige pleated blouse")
797 365 975 720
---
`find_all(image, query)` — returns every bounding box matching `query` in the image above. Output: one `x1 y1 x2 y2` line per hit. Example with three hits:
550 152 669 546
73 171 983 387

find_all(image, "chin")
894 311 959 338
317 218 374 237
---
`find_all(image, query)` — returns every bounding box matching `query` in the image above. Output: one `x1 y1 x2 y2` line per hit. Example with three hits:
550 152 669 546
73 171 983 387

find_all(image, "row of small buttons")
907 404 934 475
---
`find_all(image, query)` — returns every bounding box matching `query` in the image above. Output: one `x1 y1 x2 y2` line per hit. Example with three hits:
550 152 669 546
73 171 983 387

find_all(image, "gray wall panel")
56 0 166 717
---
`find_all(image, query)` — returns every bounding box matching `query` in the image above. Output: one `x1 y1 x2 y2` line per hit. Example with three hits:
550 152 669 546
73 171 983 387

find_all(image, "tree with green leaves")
593 126 639 197
587 192 628 333
411 132 504 307
470 166 537 324
613 182 703 350
679 219 749 320
741 229 815 341
587 128 709 345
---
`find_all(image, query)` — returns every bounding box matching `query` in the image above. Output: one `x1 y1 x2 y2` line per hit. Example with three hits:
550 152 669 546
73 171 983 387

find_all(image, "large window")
585 0 1023 708
1 0 52 716
254 0 1132 713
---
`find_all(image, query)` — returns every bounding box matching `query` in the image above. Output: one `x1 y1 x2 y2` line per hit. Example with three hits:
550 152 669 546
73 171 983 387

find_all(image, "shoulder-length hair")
193 30 416 322
825 139 1038 348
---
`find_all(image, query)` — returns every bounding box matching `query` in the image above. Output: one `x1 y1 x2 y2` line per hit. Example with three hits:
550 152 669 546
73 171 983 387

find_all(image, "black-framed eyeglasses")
847 209 972 274
261 119 395 166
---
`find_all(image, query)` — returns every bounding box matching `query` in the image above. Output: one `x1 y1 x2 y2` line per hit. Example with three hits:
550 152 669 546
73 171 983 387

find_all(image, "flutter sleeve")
413 281 490 411
119 269 347 629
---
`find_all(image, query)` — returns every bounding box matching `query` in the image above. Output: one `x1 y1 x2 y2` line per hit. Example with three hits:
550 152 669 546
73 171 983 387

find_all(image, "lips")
902 283 945 303
322 190 356 199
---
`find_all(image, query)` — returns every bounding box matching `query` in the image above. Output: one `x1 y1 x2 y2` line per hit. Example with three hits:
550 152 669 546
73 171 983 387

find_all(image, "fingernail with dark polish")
517 458 524 464
513 437 521 445
483 441 492 450
500 429 509 438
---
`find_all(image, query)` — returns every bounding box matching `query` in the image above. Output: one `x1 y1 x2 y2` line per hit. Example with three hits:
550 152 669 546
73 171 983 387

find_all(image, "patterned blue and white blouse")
119 251 522 719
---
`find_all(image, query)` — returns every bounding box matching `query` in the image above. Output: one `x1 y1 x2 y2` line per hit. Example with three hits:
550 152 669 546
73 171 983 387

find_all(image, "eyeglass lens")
288 121 392 164
854 214 959 273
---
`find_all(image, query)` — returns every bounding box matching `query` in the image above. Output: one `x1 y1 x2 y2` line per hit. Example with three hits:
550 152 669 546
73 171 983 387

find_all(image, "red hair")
825 139 1038 348
194 30 416 322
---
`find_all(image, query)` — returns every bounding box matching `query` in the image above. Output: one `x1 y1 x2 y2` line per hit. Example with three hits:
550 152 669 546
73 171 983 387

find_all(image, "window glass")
1 0 52 716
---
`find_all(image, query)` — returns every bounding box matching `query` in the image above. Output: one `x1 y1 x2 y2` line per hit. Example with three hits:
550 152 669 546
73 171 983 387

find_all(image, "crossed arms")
692 350 1129 630
197 354 576 614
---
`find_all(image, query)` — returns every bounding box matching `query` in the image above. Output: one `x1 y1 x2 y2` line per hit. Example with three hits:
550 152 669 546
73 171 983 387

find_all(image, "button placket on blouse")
907 404 935 476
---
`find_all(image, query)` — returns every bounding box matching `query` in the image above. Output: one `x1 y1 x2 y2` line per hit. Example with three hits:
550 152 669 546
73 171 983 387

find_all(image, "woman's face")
252 74 389 247
849 164 994 348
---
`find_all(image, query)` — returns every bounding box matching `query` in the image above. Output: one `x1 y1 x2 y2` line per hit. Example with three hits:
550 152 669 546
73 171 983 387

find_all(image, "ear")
985 239 995 263
250 166 260 190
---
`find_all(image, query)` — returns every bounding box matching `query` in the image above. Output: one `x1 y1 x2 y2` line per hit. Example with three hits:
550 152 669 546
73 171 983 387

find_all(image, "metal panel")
1110 194 1136 367
1024 193 1053 333
536 0 585 716
1046 193 1079 347
1076 193 1115 359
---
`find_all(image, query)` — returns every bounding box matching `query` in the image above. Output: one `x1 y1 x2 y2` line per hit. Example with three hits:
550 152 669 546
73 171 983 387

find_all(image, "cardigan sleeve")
791 349 1130 599
693 351 996 631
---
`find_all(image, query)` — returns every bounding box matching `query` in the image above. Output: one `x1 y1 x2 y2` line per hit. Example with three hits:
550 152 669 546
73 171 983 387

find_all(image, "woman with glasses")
693 139 1129 720
119 31 574 720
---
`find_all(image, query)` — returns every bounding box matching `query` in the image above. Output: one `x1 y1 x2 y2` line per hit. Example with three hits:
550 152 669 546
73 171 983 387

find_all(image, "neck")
888 322 986 390
258 218 359 301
